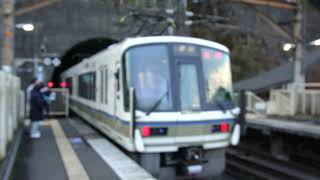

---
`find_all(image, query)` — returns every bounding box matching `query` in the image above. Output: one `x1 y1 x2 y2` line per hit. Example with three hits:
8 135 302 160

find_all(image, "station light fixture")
284 38 320 52
311 39 320 46
185 11 194 17
43 57 52 66
52 58 61 67
283 43 294 51
184 20 193 26
16 23 34 32
165 8 175 15
22 24 34 31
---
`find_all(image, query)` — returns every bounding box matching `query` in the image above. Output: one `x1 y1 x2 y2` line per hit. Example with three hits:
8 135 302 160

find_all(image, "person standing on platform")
40 84 52 117
26 78 40 117
26 78 40 102
30 83 46 138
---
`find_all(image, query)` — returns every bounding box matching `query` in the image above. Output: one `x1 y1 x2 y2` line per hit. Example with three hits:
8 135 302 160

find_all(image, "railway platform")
246 114 320 139
1 118 237 180
235 83 320 139
6 118 154 180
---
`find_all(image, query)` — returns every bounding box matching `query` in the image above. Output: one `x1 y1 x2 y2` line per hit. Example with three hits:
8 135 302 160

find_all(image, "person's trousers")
30 121 40 136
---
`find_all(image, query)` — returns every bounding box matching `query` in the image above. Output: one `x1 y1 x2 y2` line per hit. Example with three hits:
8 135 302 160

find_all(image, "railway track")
226 148 320 180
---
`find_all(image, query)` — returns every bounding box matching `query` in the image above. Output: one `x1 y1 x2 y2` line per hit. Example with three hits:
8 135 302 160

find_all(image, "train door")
175 58 205 137
114 63 126 135
99 67 105 104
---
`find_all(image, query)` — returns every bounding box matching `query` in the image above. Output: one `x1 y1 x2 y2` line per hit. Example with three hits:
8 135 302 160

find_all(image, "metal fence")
0 71 24 160
48 88 69 117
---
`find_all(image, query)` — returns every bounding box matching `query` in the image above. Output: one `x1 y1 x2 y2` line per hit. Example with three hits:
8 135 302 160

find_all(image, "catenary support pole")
293 0 304 85
2 0 15 72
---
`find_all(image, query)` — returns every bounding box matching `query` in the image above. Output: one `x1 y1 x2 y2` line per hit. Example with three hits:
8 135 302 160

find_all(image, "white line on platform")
44 120 90 180
87 138 156 180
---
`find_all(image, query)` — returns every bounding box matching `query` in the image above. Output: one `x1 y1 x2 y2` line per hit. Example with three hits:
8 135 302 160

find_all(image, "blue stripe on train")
71 99 235 127
136 119 235 127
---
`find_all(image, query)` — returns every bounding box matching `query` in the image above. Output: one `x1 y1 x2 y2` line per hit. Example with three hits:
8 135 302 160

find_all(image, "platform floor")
247 114 320 139
12 119 120 180
10 118 237 180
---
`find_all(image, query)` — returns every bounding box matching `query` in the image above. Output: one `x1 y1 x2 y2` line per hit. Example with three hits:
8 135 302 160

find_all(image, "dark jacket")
30 89 45 121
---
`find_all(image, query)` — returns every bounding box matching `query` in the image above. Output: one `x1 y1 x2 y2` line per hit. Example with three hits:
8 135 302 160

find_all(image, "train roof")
120 36 230 53
62 36 230 77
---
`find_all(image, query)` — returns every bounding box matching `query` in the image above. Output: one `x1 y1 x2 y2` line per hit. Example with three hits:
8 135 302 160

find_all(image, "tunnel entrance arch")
52 37 118 84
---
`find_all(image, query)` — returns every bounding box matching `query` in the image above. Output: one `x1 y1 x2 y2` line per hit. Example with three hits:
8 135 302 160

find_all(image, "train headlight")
211 123 229 133
141 126 151 137
220 123 229 132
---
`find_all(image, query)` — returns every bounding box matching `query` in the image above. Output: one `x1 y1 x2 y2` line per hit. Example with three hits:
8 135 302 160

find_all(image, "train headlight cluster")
141 126 151 137
141 126 168 137
211 123 229 133
220 123 229 132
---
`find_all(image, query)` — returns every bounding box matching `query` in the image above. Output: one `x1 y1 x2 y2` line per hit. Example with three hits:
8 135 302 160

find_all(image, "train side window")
105 68 108 104
114 66 121 100
66 77 73 95
79 72 96 101
115 68 120 92
100 68 104 103
92 72 96 101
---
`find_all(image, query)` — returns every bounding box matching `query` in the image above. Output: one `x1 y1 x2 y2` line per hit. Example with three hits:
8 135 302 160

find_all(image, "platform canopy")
234 49 320 92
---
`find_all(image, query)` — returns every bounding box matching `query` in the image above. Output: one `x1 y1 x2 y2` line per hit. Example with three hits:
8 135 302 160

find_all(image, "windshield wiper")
146 90 168 116
215 101 238 118
216 101 227 113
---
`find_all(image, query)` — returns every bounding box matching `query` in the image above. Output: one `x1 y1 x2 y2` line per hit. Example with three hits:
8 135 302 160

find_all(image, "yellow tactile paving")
43 120 90 180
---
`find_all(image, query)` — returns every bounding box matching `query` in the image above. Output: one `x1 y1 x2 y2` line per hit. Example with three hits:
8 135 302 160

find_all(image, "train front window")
179 64 201 111
201 48 233 104
125 45 173 112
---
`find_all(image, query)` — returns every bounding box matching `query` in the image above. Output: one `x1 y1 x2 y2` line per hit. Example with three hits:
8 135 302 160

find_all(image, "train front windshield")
124 44 233 112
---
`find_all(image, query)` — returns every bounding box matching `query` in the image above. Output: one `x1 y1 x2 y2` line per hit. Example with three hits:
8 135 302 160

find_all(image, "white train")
61 36 241 178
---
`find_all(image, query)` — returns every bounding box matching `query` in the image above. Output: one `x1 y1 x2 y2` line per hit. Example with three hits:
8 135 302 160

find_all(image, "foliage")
191 26 279 82
308 0 320 11
112 0 283 82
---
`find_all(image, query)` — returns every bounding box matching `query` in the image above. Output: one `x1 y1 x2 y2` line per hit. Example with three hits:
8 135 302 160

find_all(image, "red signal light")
214 51 223 60
202 50 211 59
48 82 54 88
220 123 229 132
141 126 151 137
60 82 67 88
